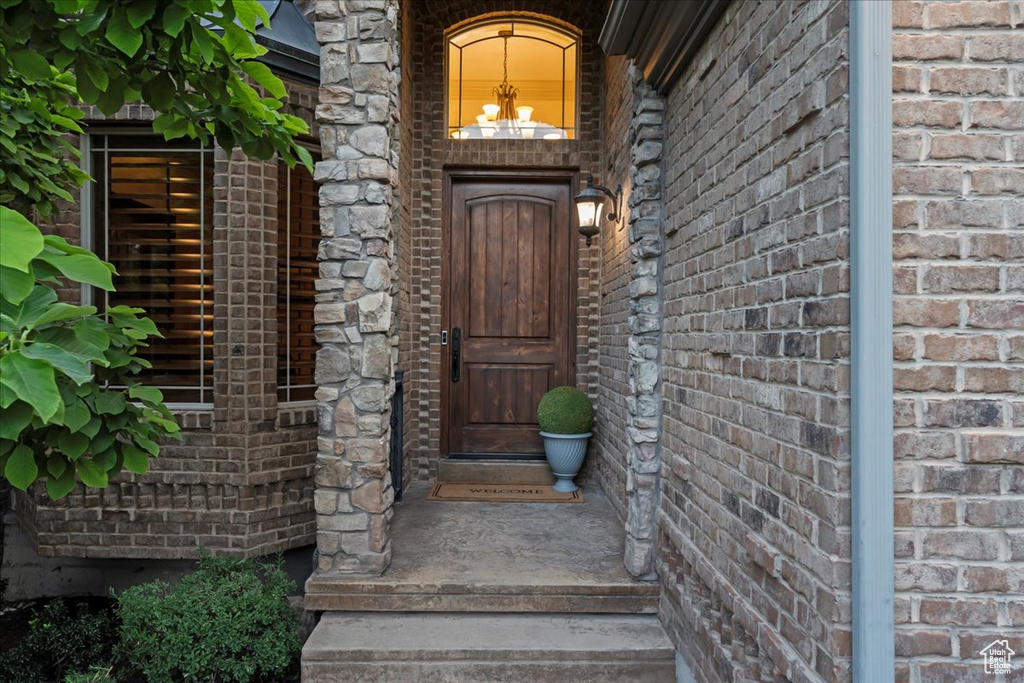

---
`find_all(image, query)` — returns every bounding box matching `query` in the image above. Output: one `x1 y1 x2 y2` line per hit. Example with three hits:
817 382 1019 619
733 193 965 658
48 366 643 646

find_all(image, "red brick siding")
892 2 1024 680
19 78 321 559
657 1 852 680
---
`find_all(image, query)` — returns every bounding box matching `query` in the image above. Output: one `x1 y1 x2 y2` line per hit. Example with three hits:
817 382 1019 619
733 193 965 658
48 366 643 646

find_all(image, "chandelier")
451 30 567 140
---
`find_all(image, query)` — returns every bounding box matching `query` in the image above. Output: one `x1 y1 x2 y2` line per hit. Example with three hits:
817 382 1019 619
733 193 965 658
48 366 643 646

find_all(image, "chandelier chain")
502 35 508 84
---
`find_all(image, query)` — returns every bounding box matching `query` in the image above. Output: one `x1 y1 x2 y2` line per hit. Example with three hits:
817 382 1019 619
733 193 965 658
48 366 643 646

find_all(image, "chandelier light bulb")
516 106 533 122
482 104 500 121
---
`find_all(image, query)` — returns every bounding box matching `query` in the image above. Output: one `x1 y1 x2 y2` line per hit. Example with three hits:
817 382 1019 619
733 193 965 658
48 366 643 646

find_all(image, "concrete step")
437 458 555 484
302 612 676 682
304 572 659 613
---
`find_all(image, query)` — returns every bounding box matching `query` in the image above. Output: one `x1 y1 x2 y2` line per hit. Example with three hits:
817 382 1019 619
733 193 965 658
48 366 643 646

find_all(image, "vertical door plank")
469 202 488 338
484 201 503 337
517 202 534 338
501 201 518 337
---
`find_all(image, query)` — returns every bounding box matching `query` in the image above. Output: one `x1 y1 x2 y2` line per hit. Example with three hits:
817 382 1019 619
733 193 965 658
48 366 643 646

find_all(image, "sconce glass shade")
574 183 605 246
574 174 621 246
482 104 500 121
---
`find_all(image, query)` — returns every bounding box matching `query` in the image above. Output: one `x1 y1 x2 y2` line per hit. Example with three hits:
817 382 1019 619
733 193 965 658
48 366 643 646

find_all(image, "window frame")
443 15 582 140
82 129 215 410
276 142 322 406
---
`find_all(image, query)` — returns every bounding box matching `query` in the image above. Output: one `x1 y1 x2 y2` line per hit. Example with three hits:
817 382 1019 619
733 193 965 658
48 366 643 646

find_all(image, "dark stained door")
444 172 574 456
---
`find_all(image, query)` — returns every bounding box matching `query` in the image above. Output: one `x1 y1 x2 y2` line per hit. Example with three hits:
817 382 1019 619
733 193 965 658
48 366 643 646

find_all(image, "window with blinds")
277 153 320 403
91 134 215 404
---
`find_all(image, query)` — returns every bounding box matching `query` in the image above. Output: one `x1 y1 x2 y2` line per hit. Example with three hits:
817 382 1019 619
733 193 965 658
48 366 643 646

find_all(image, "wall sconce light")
574 174 622 246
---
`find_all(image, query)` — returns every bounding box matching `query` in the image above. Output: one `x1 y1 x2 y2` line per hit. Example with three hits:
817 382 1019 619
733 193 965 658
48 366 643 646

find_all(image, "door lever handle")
450 328 461 383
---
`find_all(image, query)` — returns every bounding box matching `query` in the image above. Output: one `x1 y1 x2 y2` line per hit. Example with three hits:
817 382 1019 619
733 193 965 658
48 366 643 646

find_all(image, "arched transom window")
447 17 579 140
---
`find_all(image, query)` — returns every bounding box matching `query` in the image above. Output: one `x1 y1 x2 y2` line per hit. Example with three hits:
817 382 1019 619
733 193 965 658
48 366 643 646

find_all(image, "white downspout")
850 1 895 681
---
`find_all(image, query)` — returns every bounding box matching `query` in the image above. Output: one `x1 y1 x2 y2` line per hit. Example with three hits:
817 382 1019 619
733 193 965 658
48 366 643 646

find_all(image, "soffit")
599 0 730 94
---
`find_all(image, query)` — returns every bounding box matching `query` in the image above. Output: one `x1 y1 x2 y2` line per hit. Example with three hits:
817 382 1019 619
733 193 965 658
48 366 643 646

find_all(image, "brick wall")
657 1 852 680
403 1 605 479
593 54 633 520
18 78 322 559
397 0 415 492
891 2 1023 679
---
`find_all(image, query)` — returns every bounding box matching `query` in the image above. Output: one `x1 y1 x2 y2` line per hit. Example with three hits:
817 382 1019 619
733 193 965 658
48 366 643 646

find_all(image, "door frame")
440 167 580 458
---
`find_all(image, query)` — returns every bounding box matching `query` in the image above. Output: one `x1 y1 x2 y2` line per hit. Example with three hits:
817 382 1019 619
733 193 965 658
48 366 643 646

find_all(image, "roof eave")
599 0 730 95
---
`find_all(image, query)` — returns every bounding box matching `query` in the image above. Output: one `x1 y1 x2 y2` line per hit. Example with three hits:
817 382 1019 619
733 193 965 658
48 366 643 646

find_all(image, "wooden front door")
443 170 576 456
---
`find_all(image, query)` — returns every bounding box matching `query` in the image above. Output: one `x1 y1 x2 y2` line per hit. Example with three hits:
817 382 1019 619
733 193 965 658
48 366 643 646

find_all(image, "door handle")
450 328 461 383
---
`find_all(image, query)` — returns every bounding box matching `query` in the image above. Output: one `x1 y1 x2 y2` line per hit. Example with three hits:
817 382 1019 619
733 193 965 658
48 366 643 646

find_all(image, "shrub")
64 666 114 683
537 386 595 434
116 551 301 683
0 599 116 683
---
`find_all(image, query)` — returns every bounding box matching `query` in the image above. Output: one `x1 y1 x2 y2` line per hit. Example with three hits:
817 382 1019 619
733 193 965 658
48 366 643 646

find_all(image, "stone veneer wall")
657 1 853 680
16 78 321 559
312 0 401 574
404 0 605 481
597 54 669 578
891 1 1023 679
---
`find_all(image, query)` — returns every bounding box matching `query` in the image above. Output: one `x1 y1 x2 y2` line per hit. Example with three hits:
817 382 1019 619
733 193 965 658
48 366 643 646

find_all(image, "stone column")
624 68 666 580
312 0 400 574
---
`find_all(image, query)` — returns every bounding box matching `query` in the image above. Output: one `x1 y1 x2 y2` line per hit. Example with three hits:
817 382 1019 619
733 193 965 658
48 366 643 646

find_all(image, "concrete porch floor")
304 481 658 613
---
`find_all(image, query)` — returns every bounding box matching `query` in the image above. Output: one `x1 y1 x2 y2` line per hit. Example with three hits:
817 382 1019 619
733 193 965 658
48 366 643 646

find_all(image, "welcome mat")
427 482 584 503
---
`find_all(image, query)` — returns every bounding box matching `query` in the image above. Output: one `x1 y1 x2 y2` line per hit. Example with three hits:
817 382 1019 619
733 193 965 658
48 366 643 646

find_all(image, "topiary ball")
537 386 595 434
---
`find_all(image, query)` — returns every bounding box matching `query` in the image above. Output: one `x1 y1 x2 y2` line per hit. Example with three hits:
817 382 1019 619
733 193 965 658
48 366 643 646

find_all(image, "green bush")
537 386 595 434
0 599 116 683
64 666 114 683
116 551 301 683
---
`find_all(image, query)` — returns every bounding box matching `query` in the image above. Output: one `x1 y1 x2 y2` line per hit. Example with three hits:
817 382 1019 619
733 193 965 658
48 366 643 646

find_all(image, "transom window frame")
81 129 215 410
444 15 582 141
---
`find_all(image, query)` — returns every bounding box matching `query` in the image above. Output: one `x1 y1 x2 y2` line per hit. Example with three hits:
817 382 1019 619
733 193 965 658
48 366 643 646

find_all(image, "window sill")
278 401 317 427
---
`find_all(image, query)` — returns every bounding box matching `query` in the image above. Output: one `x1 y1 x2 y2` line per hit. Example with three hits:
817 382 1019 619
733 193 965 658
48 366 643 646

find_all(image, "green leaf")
80 55 109 91
162 3 189 36
46 465 76 499
8 48 51 80
134 434 159 456
0 383 15 409
3 285 58 329
76 458 107 489
46 452 67 478
127 0 158 28
0 354 60 421
4 444 37 490
191 23 214 63
121 442 149 474
95 392 126 415
105 9 144 56
142 72 175 111
234 0 262 31
96 77 126 116
0 207 44 272
223 23 261 59
58 430 90 459
94 447 117 471
33 302 97 327
129 385 163 404
0 400 33 439
65 399 91 432
22 342 93 384
241 61 286 99
36 251 114 290
76 8 108 35
81 416 101 439
0 265 35 304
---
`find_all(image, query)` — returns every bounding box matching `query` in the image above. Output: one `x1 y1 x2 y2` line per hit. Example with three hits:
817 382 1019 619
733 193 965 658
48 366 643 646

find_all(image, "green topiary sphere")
537 386 595 434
